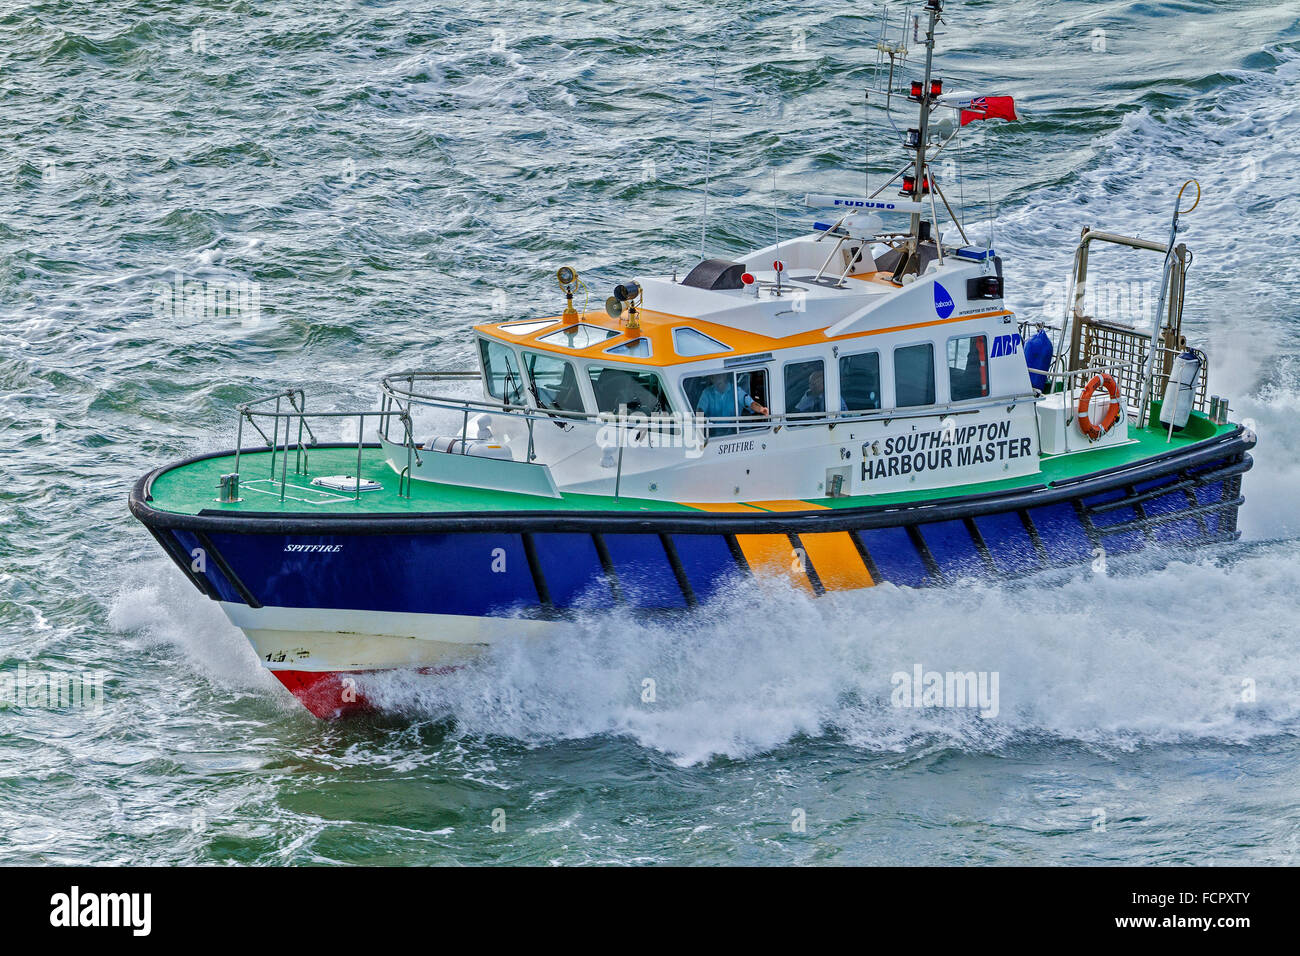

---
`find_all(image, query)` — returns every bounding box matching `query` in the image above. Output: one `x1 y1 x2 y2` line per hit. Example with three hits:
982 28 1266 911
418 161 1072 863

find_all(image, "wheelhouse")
472 294 1024 430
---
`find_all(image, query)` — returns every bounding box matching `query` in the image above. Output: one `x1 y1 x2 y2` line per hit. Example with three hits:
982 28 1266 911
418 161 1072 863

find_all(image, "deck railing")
380 369 1041 494
1050 226 1208 427
230 389 422 502
380 369 1041 437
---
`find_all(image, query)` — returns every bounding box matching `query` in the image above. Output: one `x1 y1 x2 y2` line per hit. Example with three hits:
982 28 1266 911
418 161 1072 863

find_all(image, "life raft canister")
1076 373 1121 441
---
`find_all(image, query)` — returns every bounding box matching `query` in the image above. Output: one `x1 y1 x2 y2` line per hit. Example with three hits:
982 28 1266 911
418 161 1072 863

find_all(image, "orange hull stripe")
682 502 812 589
748 499 829 512
684 500 864 592
733 533 815 593
798 532 875 590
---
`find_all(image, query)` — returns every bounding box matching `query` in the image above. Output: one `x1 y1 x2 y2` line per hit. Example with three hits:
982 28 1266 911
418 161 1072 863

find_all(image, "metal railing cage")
1049 226 1208 426
231 388 422 501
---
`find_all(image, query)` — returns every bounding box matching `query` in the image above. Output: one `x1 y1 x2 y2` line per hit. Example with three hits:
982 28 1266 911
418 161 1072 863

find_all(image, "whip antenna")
700 58 719 260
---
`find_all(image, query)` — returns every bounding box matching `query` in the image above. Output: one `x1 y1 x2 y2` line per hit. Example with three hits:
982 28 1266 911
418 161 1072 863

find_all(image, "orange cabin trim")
474 306 1013 369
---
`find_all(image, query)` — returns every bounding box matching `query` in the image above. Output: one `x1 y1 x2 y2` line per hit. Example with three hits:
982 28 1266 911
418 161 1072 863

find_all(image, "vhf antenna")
700 57 719 260
772 168 783 296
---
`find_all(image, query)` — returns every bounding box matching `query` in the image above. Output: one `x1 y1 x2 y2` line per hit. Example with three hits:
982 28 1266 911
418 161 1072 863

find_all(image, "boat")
128 0 1255 717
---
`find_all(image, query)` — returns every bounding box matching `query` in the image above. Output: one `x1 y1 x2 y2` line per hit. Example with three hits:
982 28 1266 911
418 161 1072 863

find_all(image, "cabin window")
684 368 769 436
523 351 587 413
605 337 652 357
498 319 558 336
947 334 989 402
784 359 827 418
478 338 526 406
538 324 620 349
673 327 732 356
893 343 936 407
586 366 673 415
839 351 881 411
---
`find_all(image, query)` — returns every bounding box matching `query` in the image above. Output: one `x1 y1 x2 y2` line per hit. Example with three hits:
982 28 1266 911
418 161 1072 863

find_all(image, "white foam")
108 559 279 695
358 548 1300 765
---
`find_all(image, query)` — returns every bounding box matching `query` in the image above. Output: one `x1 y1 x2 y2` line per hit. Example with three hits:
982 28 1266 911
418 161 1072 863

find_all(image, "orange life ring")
1077 373 1121 440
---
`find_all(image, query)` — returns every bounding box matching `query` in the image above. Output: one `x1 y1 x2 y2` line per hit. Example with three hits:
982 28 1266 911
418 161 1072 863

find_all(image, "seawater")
1 0 1298 864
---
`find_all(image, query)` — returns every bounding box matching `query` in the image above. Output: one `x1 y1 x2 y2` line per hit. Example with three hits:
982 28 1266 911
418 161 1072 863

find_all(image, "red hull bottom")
272 670 372 719
272 667 459 719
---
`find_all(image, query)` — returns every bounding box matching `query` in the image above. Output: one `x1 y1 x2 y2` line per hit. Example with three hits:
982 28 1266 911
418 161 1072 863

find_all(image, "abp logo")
933 281 955 319
990 333 1022 357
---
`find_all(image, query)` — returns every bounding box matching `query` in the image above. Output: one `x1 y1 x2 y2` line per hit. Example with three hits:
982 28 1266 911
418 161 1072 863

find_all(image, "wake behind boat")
129 0 1254 717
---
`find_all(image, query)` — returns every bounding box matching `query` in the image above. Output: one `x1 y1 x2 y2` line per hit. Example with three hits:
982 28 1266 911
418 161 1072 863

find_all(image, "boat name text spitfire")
715 440 756 456
283 544 343 553
862 420 1031 481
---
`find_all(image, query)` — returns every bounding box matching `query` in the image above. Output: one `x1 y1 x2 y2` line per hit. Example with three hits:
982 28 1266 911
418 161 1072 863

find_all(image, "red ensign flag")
960 95 1018 126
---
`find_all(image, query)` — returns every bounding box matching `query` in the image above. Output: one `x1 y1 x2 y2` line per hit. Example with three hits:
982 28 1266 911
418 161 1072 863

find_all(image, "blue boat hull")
129 427 1254 715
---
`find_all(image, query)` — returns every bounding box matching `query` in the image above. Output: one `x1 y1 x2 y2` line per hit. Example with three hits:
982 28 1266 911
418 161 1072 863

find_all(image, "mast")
909 0 943 246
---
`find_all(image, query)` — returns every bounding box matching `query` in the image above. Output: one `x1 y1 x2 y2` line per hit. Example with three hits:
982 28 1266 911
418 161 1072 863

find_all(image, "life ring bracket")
1077 373 1122 441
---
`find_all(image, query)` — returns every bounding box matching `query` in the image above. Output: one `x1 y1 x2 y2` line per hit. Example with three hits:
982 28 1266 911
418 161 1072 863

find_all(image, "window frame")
672 327 733 357
837 348 883 414
521 349 589 414
683 366 772 436
498 319 559 336
891 340 938 409
477 337 527 407
782 357 827 423
945 332 990 404
604 337 653 358
584 364 675 417
537 323 620 350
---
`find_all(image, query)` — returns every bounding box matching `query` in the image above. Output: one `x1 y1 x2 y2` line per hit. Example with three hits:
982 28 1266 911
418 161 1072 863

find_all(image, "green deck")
143 410 1236 517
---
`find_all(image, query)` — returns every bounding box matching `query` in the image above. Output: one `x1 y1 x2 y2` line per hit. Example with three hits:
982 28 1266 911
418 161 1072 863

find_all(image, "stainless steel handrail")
231 390 421 501
380 368 1041 435
1029 358 1144 423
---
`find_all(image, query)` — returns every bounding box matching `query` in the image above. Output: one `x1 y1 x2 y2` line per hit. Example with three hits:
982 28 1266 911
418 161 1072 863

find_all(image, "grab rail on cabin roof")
231 388 422 502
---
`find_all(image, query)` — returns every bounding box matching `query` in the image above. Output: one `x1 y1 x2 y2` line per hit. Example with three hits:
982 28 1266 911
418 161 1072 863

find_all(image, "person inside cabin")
794 368 825 413
696 372 768 436
793 368 848 414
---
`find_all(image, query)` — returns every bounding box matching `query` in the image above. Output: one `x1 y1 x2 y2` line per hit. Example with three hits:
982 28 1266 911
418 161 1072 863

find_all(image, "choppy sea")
1 0 1299 864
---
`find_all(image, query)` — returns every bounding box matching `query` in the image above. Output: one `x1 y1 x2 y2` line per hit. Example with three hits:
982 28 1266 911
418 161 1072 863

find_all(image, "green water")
2 0 1299 864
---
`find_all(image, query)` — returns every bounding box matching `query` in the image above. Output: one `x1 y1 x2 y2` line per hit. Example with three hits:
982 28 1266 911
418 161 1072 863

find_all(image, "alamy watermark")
149 271 262 327
0 664 106 712
1038 279 1154 327
891 663 999 718
595 407 708 459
